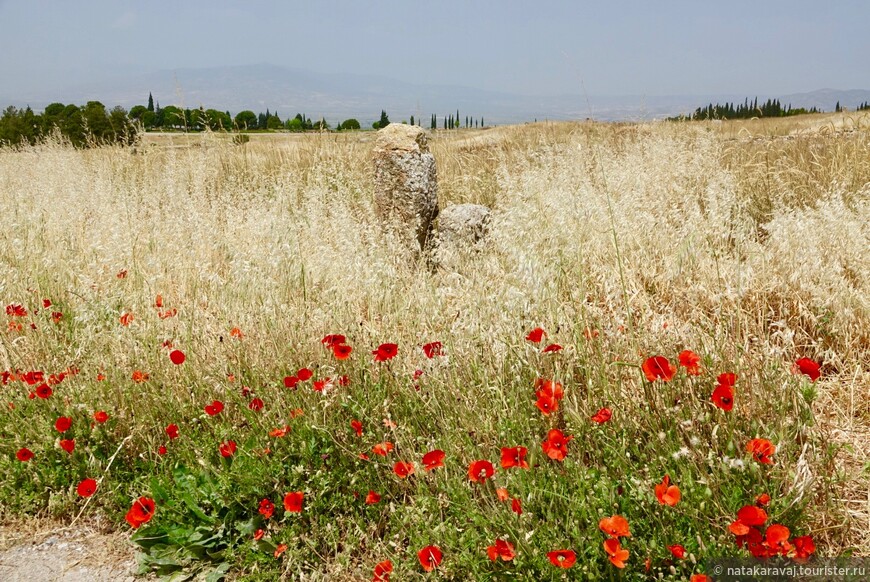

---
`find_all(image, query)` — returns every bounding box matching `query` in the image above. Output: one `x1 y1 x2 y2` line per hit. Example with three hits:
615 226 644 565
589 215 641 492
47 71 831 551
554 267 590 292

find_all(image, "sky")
1 0 868 99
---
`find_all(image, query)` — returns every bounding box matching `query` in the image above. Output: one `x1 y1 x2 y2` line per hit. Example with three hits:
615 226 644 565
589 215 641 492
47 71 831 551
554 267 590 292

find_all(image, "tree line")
671 97 827 121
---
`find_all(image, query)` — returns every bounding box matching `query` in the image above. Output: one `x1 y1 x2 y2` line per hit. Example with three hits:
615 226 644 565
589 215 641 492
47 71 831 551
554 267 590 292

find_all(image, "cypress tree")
147 93 154 112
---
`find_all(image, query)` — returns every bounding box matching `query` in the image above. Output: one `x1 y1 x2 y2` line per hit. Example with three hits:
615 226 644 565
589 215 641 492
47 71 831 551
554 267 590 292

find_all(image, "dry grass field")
1 114 867 579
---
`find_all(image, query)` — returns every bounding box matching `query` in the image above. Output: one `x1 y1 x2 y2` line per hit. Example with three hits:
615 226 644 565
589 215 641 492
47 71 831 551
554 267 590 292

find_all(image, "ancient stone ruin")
372 124 439 257
436 203 492 247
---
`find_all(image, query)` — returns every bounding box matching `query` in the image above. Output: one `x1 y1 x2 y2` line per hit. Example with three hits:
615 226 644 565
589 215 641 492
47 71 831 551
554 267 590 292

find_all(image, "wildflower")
274 544 287 558
534 378 564 415
372 343 398 362
55 416 72 433
125 497 156 528
667 544 686 559
333 344 353 360
542 428 572 461
525 327 546 343
35 383 52 398
468 459 495 483
542 343 563 353
131 370 149 383
486 539 516 562
642 356 676 382
678 350 702 375
393 461 415 478
365 491 381 505
717 372 737 387
511 497 523 515
229 327 244 339
373 560 393 581
372 442 394 456
75 478 97 498
603 538 629 568
258 498 275 519
165 424 179 439
591 407 612 424
747 438 776 464
655 475 681 506
253 528 265 541
169 350 185 365
496 488 509 502
350 419 363 437
422 341 443 358
6 303 27 317
297 368 313 381
794 358 821 382
59 439 75 453
765 524 791 555
269 426 290 437
691 576 712 582
321 334 346 348
312 378 333 392
219 440 237 457
51 312 63 324
116 269 127 278
119 312 134 326
283 491 304 512
729 505 768 535
204 400 224 416
16 448 34 461
583 327 599 339
599 515 631 538
283 375 299 388
755 493 771 506
249 398 264 411
792 536 815 561
500 446 529 469
417 545 442 572
547 550 576 569
93 411 109 423
422 449 445 471
711 383 734 411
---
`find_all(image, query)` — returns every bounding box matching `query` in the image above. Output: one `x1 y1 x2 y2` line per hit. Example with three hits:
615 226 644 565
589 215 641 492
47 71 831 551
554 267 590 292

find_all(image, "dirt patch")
0 520 141 582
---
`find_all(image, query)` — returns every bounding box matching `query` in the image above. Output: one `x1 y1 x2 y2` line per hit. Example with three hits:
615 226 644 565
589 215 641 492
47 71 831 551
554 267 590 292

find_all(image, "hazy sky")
1 0 868 97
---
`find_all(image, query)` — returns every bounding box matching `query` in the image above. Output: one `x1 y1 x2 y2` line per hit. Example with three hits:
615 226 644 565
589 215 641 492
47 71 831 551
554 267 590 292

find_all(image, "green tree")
147 93 154 112
160 105 185 130
340 118 360 130
234 110 257 130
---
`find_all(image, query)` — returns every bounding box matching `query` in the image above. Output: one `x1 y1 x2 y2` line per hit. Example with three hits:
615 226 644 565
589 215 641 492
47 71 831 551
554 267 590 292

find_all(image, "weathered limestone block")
373 124 439 255
436 203 491 247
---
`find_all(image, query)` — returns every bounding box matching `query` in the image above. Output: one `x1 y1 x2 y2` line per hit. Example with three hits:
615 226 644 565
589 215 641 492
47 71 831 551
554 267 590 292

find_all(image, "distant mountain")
1 63 867 123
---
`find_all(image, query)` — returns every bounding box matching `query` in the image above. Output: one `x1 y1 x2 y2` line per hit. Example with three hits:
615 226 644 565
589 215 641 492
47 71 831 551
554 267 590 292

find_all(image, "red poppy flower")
511 497 522 515
269 425 290 438
547 550 576 569
313 378 333 392
6 303 27 317
274 544 288 558
253 528 265 541
667 544 686 559
24 371 45 385
747 438 776 464
219 440 237 457
642 356 676 382
229 327 244 339
158 445 167 455
165 424 179 439
51 312 63 324
496 488 509 502
258 498 275 519
350 419 363 437
168 349 185 365
792 535 815 561
417 545 442 572
283 375 299 388
131 370 149 383
372 343 398 362
93 411 109 423
373 559 393 581
36 383 52 399
765 524 791 555
16 448 34 462
125 497 155 528
603 538 629 568
332 344 353 360
365 490 381 505
59 439 75 453
422 449 445 471
535 394 559 415
372 442 394 456
711 383 734 411
116 269 128 278
542 429 573 461
393 461 415 478
678 350 702 375
525 327 546 343
500 446 529 470
294 368 311 382
119 312 134 327
468 459 495 483
248 398 264 411
591 407 613 424
204 400 224 416
734 505 768 528
583 327 600 339
717 372 737 387
691 575 712 582
534 378 564 400
77 478 98 498
283 491 304 513
321 334 346 348
599 515 631 538
55 416 72 433
794 358 821 382
755 493 771 506
8 321 23 332
486 539 516 562
422 341 443 358
655 475 681 506
542 343 563 353
158 308 177 319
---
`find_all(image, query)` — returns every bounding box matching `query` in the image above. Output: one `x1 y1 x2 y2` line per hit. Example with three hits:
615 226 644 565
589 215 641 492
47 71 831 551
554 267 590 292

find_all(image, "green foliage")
672 97 822 121
234 111 257 131
339 118 360 131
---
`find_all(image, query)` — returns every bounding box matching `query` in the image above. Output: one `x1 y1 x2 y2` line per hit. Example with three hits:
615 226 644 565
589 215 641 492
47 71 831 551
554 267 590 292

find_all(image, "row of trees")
0 102 136 147
675 97 822 121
